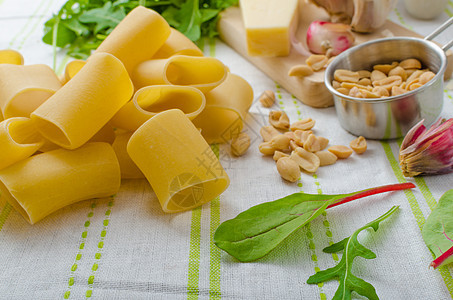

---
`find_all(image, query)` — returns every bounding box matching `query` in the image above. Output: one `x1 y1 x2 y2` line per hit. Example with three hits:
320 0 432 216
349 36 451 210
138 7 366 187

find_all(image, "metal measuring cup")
325 17 453 139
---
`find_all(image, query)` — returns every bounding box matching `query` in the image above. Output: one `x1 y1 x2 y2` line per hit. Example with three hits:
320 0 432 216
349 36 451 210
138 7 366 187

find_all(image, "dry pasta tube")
0 49 24 65
192 73 253 143
0 142 121 224
131 55 228 93
112 132 144 179
0 64 62 118
127 109 229 213
61 59 86 84
153 28 203 59
0 117 44 170
31 52 134 150
110 85 206 131
95 6 170 74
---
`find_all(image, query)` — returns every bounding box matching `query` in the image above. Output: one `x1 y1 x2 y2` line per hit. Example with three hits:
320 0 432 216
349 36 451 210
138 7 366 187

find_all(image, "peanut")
336 87 350 95
290 118 315 131
358 70 371 79
303 134 329 152
370 70 387 82
341 82 373 91
358 89 380 98
231 132 251 156
293 130 312 146
314 151 338 166
260 125 280 142
270 134 291 151
372 75 403 91
332 80 341 89
276 157 301 182
259 90 275 107
328 145 353 159
419 71 435 85
399 58 422 70
405 68 417 77
406 70 424 83
288 64 314 77
290 147 320 173
259 142 276 156
349 86 364 98
273 150 289 161
388 66 407 81
306 54 328 71
334 69 360 83
284 131 296 140
289 139 299 151
373 61 398 74
358 78 372 86
349 136 367 154
391 85 407 96
269 110 290 130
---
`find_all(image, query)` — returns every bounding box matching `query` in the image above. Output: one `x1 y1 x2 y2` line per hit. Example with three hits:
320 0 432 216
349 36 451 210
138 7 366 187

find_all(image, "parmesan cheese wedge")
239 0 299 57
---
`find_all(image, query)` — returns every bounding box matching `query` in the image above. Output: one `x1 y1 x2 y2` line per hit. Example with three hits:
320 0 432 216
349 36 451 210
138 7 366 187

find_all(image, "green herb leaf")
214 183 413 262
422 189 453 268
307 206 399 300
78 2 126 33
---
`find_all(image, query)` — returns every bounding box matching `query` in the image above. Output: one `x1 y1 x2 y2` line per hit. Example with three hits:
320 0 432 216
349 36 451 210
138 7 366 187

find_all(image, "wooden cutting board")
218 1 453 108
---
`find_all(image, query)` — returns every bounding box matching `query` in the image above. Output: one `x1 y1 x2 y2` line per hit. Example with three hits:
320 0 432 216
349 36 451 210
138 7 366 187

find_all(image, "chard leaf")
422 189 453 268
307 206 399 300
214 192 348 262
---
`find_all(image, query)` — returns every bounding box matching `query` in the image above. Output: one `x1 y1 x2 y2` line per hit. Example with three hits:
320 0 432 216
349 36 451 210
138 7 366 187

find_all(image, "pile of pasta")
0 6 254 224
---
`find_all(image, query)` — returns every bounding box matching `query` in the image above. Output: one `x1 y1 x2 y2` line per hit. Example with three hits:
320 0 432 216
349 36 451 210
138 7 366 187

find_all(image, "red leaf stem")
326 182 416 209
430 245 453 269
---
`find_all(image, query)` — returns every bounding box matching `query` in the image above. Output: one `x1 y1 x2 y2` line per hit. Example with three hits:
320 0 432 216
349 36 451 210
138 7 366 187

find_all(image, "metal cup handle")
424 16 453 52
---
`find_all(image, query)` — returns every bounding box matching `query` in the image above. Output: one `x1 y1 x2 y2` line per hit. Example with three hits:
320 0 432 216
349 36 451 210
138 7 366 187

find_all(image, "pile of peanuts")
332 58 435 98
258 106 367 182
287 54 335 77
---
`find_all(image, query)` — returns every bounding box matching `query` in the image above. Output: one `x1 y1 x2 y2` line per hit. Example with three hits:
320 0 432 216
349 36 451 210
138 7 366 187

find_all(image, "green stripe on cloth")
187 206 202 300
63 200 97 299
446 7 453 17
445 89 453 105
209 143 222 300
85 196 115 299
393 7 414 30
381 141 453 297
0 202 12 232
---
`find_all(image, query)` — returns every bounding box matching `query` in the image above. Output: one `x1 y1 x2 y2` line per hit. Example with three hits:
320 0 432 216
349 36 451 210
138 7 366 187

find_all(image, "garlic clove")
306 21 355 56
399 118 453 177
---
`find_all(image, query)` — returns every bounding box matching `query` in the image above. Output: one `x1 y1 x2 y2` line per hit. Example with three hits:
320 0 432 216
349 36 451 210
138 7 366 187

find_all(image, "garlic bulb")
306 21 355 56
309 0 397 33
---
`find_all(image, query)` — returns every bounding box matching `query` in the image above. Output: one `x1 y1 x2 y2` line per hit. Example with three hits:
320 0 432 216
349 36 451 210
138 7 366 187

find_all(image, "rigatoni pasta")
95 6 171 74
0 117 44 170
192 73 254 143
112 132 145 179
110 85 206 131
0 64 62 118
0 49 24 65
131 55 228 92
127 109 229 213
0 142 121 224
153 28 204 59
31 52 134 150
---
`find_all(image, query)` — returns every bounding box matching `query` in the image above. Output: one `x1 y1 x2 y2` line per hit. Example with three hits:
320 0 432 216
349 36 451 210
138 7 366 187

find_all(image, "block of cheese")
239 0 299 56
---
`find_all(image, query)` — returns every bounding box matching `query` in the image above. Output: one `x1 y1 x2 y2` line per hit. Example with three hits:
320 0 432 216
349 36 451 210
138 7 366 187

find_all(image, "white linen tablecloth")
1 0 453 299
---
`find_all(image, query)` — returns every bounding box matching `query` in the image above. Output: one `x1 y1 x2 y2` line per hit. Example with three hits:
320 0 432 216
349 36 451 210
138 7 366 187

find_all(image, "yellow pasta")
0 49 24 65
112 132 145 179
127 109 229 213
31 52 134 150
192 73 254 143
0 64 62 118
61 59 86 84
131 55 228 92
0 117 44 170
0 142 121 224
95 6 171 74
153 28 204 59
110 85 206 131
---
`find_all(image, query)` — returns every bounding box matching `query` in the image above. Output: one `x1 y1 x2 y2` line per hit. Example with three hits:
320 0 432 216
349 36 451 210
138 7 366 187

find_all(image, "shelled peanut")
288 54 335 77
259 110 368 182
332 58 435 98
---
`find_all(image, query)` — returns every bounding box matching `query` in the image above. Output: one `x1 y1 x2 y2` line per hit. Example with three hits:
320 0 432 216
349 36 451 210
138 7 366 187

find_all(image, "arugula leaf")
43 0 239 60
214 183 413 262
307 206 399 300
422 189 453 268
78 2 126 33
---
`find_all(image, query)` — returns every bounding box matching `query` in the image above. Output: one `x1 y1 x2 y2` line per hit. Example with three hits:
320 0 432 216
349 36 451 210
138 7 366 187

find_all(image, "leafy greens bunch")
42 0 238 59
